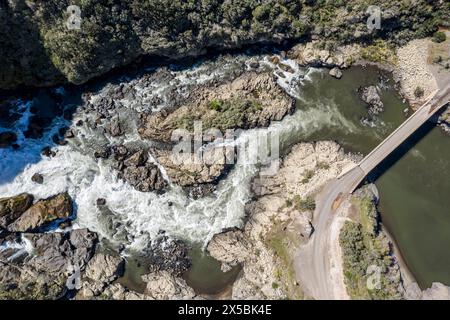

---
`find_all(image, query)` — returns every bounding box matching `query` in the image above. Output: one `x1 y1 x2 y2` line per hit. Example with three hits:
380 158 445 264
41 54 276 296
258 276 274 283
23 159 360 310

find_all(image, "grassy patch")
429 31 450 69
340 192 402 300
316 161 330 170
176 98 264 132
265 219 303 299
360 40 397 65
209 99 223 111
292 195 316 211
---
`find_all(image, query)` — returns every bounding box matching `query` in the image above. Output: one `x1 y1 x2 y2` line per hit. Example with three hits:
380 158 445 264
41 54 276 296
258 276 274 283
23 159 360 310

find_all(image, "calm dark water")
183 246 241 297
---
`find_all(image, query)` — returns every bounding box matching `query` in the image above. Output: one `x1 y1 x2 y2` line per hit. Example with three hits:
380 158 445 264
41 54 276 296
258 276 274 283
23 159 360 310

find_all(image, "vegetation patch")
360 40 398 65
292 195 316 212
340 191 402 300
429 30 450 70
264 219 303 299
177 98 265 132
433 31 447 43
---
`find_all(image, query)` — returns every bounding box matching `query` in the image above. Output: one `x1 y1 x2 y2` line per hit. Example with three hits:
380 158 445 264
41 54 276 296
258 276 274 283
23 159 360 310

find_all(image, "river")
0 52 448 294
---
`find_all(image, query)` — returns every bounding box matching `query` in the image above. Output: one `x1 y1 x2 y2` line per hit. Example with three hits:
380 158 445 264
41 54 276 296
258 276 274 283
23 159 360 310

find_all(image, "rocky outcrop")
146 234 191 277
85 253 124 285
289 42 360 69
154 149 229 188
8 192 73 232
404 282 450 300
106 117 123 137
207 229 251 272
394 39 439 107
358 86 384 116
138 72 295 143
88 271 196 300
0 193 34 228
120 151 167 193
207 141 358 299
137 71 294 189
142 271 196 300
0 229 97 299
98 283 152 300
81 252 125 298
94 144 167 193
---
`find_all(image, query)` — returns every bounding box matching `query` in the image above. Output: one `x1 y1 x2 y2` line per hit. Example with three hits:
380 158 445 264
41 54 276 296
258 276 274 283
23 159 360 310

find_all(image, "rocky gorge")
0 3 449 300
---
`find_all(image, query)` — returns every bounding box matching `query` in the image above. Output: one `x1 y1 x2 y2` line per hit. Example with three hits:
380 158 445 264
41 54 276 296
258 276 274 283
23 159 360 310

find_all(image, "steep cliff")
0 0 448 89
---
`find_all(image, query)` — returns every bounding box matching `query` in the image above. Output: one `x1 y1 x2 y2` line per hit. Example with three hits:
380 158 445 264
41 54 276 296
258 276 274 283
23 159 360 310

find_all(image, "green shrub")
209 99 223 111
432 55 443 64
293 195 316 211
432 31 447 43
414 86 425 98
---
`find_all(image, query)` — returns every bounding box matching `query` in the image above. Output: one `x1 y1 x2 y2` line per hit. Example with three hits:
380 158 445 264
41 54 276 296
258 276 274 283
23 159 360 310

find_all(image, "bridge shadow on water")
365 108 447 184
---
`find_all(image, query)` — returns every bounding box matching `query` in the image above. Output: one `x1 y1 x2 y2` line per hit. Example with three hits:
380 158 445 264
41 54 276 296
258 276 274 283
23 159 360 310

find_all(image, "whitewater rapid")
0 53 362 251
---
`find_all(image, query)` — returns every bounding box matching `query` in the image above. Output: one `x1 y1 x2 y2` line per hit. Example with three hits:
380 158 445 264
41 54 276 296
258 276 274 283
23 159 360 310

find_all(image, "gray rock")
84 253 124 285
31 173 44 184
329 67 343 79
0 193 34 228
8 192 73 232
421 283 450 300
0 229 97 300
358 86 384 115
122 164 167 192
94 145 111 159
96 198 106 206
107 117 123 137
142 271 196 300
146 234 191 276
123 150 147 167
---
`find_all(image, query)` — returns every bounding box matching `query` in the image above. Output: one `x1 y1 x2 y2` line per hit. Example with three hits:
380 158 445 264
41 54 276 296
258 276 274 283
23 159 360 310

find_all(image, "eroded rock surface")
8 192 73 232
208 141 358 299
138 72 295 143
0 193 34 228
358 86 384 116
0 229 97 299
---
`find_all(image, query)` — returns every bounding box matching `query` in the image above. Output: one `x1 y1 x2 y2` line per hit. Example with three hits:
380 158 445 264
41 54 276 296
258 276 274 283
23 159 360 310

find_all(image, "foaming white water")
0 100 70 184
0 53 363 250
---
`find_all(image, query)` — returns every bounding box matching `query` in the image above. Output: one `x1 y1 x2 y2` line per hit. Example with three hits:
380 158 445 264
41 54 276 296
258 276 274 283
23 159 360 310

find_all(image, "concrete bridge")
343 85 450 193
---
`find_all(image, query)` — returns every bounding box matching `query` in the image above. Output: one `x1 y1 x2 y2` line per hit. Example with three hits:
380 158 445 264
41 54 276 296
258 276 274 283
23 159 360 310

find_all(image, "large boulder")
207 228 250 268
8 192 73 232
84 253 124 285
0 193 34 228
147 235 191 276
358 86 384 116
81 252 125 298
142 271 196 300
329 67 343 79
122 163 167 193
0 229 97 300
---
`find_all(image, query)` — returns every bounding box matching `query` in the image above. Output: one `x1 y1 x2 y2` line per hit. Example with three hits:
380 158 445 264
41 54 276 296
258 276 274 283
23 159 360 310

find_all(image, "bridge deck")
348 84 450 193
